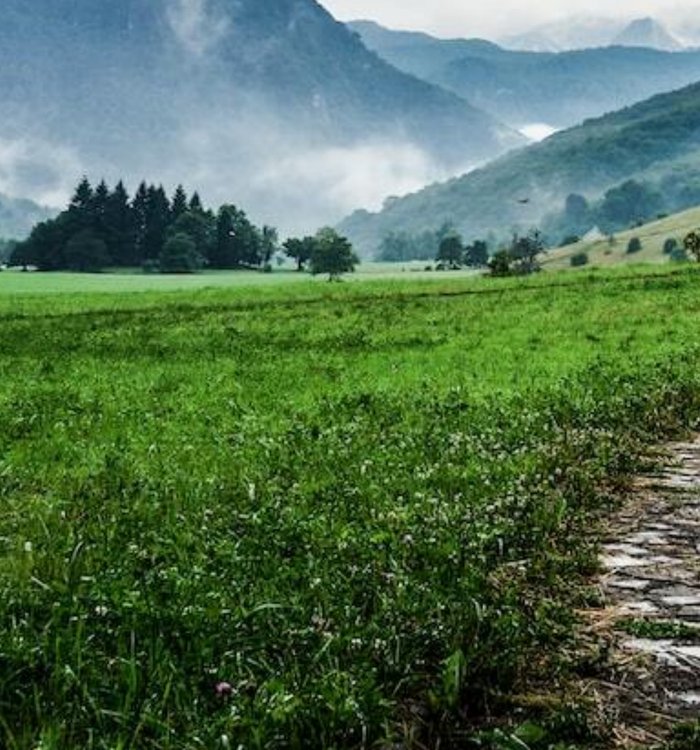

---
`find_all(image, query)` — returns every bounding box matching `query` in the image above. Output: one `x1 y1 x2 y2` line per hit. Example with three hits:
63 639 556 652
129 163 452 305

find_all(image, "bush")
663 238 679 255
570 252 589 268
488 250 513 277
626 237 642 254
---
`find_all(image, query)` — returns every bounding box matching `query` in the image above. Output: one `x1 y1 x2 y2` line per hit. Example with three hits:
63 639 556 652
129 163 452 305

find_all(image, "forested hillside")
340 82 700 256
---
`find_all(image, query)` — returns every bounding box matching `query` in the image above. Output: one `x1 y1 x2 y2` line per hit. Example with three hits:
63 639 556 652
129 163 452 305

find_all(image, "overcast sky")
321 0 692 38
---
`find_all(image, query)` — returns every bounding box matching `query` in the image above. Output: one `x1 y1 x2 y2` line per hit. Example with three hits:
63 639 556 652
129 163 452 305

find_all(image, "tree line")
9 178 359 277
377 224 491 268
11 178 278 273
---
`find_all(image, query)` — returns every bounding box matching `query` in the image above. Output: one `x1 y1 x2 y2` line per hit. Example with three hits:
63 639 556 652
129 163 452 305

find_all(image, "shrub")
488 250 513 277
663 238 679 255
626 237 642 254
570 252 589 268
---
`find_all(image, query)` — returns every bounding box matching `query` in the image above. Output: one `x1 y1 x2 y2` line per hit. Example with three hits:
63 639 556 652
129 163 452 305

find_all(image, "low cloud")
0 137 83 207
249 142 458 232
0 113 472 238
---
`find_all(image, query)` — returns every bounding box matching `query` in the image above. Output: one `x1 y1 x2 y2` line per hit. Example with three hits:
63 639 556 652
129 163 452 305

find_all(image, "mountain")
502 16 627 52
338 82 700 255
0 0 521 235
349 20 700 130
613 18 683 52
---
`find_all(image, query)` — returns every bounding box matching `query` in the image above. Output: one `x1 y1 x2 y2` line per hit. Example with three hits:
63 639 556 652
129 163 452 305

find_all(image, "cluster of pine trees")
11 178 277 273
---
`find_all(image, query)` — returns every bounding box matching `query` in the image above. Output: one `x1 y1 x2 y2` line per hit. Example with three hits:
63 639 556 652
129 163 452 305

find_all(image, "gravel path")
593 439 700 744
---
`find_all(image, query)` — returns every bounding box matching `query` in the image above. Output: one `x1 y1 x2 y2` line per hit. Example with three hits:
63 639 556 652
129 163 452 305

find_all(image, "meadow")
2 266 700 749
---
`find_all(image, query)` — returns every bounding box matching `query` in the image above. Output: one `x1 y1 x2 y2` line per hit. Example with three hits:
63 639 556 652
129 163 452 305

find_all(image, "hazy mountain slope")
338 83 700 255
0 195 51 239
350 20 700 129
0 0 521 234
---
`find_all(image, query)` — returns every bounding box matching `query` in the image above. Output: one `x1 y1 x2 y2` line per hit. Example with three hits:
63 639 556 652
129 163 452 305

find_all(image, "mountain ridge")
349 20 700 130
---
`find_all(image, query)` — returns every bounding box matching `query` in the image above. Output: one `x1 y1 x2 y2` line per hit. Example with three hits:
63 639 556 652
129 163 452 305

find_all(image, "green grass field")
0 263 478 296
2 266 700 749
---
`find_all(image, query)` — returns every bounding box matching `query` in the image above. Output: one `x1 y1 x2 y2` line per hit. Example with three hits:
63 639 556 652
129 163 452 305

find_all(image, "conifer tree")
105 181 137 266
68 177 96 238
142 185 171 261
132 181 149 262
172 185 188 220
93 180 110 217
70 177 94 214
189 192 203 213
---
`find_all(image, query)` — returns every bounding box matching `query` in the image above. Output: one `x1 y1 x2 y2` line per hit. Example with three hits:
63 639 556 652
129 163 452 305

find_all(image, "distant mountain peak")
613 17 684 51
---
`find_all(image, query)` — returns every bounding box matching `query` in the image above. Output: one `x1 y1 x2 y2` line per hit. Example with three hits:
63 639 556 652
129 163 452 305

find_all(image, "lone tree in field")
684 231 700 262
310 228 359 280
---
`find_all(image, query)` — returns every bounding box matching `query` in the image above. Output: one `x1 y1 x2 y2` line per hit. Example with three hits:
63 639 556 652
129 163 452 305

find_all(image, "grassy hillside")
545 204 700 269
350 20 700 128
339 82 700 256
3 267 700 747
